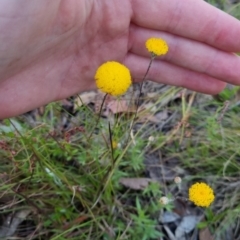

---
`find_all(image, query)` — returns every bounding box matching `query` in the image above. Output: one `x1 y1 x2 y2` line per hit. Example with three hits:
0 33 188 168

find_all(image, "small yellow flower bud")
145 38 169 56
111 140 118 149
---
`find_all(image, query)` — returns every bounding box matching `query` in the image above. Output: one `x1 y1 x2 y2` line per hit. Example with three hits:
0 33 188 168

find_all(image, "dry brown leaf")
137 108 169 123
74 91 97 108
107 99 136 114
143 102 157 112
119 177 155 190
175 215 201 239
94 92 110 113
199 227 214 240
137 113 159 123
147 92 159 99
137 108 159 123
155 110 169 121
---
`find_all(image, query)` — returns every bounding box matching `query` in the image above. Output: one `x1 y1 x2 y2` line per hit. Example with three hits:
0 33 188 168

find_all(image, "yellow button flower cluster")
94 61 132 96
145 37 169 56
189 182 215 207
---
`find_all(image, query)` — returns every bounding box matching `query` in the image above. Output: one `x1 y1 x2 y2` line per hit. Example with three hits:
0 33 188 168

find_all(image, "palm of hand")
0 0 132 118
1 0 240 119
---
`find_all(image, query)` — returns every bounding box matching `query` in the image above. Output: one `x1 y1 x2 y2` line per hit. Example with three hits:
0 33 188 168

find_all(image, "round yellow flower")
145 38 169 56
111 140 118 149
189 182 215 207
94 61 132 96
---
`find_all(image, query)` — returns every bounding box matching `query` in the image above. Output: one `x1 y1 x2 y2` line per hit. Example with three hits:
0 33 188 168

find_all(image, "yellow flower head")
189 182 215 207
111 140 118 149
94 61 132 96
145 38 169 56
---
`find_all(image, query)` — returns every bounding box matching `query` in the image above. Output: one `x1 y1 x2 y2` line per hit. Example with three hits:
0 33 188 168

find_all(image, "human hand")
1 0 240 119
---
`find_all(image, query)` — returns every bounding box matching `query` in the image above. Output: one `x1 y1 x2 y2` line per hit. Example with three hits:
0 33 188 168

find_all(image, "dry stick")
179 91 196 144
217 100 230 124
125 56 155 146
108 122 114 163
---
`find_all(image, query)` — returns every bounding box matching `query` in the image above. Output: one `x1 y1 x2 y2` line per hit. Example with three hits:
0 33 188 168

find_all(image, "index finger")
131 0 240 52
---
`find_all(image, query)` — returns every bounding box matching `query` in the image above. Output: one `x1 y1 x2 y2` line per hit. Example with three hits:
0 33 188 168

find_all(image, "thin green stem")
88 93 108 140
125 56 155 145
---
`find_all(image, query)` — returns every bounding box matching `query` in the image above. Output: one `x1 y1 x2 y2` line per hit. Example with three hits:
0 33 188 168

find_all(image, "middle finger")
129 24 240 85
